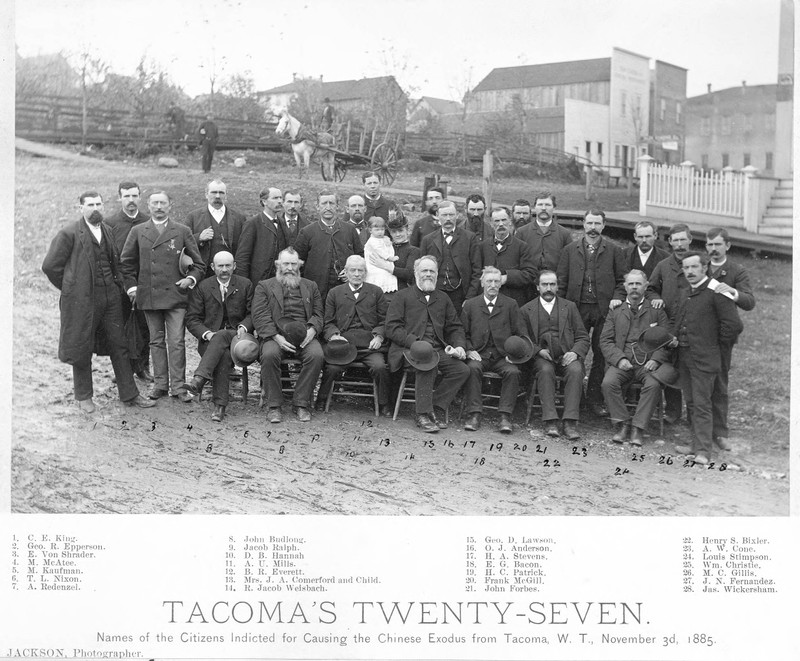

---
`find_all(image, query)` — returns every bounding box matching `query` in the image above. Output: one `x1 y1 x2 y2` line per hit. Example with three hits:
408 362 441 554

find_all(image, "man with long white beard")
252 248 324 423
385 256 469 432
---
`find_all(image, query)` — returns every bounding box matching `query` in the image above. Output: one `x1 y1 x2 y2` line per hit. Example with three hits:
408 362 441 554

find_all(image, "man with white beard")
252 248 324 423
385 256 469 432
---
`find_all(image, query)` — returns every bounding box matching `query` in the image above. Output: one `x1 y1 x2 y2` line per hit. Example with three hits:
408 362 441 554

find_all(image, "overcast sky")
15 0 784 101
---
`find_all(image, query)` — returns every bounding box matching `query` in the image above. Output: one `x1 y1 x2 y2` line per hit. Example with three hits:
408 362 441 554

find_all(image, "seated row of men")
43 178 753 465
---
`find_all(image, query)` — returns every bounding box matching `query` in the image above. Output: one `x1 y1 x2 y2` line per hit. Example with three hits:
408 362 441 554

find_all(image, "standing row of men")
44 178 753 463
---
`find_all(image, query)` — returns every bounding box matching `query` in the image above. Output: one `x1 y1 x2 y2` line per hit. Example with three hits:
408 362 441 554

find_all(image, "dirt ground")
10 149 790 516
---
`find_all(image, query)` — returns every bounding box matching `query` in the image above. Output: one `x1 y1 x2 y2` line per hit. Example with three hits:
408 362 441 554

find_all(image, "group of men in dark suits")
44 179 753 461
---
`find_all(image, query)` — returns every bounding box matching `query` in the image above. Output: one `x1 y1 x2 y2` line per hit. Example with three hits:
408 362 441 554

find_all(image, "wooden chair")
458 371 527 419
392 369 449 423
324 361 380 416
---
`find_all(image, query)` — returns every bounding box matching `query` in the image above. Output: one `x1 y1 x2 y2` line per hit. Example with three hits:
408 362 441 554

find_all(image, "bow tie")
443 232 453 237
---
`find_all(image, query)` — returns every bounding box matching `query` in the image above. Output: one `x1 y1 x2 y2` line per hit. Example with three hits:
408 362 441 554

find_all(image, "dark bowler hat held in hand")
403 340 439 370
504 335 535 364
323 339 358 365
278 317 308 347
230 333 259 367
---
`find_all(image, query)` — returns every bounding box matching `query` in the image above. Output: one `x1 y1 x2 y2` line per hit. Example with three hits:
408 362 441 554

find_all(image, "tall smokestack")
707 83 712 93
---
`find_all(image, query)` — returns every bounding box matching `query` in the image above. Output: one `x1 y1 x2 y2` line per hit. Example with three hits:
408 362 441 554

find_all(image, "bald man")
345 194 370 245
184 251 254 422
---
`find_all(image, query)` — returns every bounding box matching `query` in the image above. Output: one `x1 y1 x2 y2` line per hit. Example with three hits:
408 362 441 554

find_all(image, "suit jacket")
385 286 467 372
519 296 590 359
410 214 439 247
599 300 672 368
280 213 310 246
622 244 669 280
420 227 482 300
458 218 494 243
674 279 743 372
708 259 755 311
364 195 399 223
235 212 287 285
392 242 421 287
557 236 627 311
294 220 364 298
197 119 218 145
119 219 204 310
647 254 689 320
516 220 574 272
481 236 537 307
251 277 323 341
323 282 388 340
185 274 254 343
183 206 245 268
104 208 150 254
42 219 124 364
460 293 524 360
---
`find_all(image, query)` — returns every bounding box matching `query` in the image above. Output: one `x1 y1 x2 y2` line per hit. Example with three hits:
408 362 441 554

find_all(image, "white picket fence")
645 163 745 218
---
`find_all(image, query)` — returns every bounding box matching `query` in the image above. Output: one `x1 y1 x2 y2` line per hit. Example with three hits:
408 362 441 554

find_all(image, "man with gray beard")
385 256 469 432
252 248 324 423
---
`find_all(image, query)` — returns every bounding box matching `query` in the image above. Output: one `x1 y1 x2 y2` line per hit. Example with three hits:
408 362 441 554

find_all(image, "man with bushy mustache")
556 209 626 415
385 256 469 433
252 248 324 423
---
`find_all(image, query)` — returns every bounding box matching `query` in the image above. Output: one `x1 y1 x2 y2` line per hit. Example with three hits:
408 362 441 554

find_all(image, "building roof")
259 76 402 101
420 96 463 115
687 83 777 106
473 58 611 92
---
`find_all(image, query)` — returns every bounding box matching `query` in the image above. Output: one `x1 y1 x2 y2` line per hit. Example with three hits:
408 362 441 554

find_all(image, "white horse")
273 107 335 179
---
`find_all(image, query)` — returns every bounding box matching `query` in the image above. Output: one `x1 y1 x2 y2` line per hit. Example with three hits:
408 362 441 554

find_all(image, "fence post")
584 165 593 201
482 149 494 211
680 161 695 209
741 165 760 233
637 155 655 216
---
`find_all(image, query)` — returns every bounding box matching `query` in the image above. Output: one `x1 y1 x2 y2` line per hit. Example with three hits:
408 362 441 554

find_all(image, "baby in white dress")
364 217 398 293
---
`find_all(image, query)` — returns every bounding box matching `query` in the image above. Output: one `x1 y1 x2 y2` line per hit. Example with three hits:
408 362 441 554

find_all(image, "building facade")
469 48 686 174
685 84 778 173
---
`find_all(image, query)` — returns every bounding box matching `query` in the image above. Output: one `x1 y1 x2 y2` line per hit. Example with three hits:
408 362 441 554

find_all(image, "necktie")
444 233 453 244
221 284 228 301
352 287 361 299
287 218 296 234
487 299 495 313
155 222 166 235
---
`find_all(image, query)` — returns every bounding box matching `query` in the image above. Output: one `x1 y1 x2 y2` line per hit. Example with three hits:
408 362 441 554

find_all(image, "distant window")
620 91 627 117
722 153 730 168
585 141 591 154
614 144 621 166
765 113 776 131
743 153 751 167
766 152 773 171
597 142 603 157
720 116 732 135
676 102 682 124
700 117 711 136
660 98 666 121
701 154 709 169
744 115 754 132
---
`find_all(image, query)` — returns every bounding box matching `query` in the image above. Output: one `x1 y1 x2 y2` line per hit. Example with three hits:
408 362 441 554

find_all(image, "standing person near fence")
197 114 219 173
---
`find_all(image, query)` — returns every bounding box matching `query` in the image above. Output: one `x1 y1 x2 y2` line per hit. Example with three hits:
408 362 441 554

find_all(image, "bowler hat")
504 335 535 364
651 363 680 387
277 317 307 347
341 329 374 349
230 333 259 367
403 340 439 371
636 326 673 354
178 248 194 277
323 339 358 365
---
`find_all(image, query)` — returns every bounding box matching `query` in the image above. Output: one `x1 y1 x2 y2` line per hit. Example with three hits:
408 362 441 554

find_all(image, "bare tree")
69 49 109 149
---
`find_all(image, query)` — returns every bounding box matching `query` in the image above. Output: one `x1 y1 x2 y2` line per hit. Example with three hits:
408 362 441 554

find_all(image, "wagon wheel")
370 143 398 186
320 156 347 182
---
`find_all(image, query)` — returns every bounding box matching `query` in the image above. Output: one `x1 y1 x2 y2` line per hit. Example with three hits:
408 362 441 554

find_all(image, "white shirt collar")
637 247 653 264
692 276 710 290
539 297 556 313
208 205 226 222
536 219 553 228
84 218 102 242
484 296 496 306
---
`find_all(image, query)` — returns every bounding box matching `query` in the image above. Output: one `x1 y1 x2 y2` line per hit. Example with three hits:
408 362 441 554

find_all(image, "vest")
537 301 561 359
283 286 307 323
91 233 116 288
